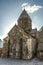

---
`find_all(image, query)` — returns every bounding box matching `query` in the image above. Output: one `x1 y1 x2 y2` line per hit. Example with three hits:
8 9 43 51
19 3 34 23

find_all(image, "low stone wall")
0 48 2 57
37 51 43 60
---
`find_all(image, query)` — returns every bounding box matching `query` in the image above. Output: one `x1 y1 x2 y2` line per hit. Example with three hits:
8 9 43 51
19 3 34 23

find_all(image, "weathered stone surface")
18 9 32 32
22 37 36 59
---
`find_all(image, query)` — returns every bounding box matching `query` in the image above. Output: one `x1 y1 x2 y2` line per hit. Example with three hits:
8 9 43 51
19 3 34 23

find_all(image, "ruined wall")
37 28 43 60
2 36 9 57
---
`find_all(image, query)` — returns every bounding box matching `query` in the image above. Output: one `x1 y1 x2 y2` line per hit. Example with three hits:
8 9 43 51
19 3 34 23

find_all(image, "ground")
0 58 43 65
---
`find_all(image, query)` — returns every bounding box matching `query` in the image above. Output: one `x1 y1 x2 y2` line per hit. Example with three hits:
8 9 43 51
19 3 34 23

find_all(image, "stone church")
2 9 43 60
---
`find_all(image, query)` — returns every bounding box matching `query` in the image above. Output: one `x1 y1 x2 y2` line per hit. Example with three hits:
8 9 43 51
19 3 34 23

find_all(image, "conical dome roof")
40 26 43 31
18 9 32 21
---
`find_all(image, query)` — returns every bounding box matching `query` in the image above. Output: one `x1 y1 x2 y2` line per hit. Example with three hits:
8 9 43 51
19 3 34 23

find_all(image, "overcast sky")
0 0 43 40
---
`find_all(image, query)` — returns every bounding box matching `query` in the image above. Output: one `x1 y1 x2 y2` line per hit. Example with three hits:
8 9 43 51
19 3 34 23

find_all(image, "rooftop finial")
23 5 26 10
22 3 28 10
23 4 27 10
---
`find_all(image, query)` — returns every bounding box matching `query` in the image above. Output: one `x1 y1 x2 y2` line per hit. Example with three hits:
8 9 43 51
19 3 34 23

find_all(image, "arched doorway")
7 40 10 58
19 38 23 59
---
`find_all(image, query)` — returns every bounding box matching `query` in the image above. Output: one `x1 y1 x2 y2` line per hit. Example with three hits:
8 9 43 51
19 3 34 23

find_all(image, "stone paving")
0 58 43 65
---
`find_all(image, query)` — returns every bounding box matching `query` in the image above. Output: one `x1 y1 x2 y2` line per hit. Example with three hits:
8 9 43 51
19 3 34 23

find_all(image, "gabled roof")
39 26 43 32
8 24 35 40
3 36 9 41
18 9 32 21
30 28 37 34
8 24 18 35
